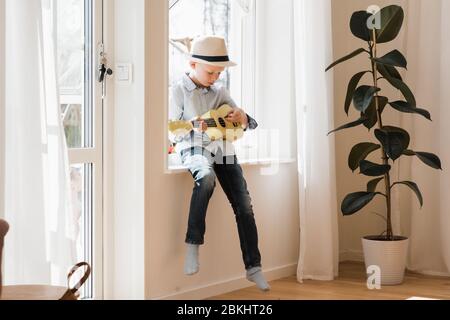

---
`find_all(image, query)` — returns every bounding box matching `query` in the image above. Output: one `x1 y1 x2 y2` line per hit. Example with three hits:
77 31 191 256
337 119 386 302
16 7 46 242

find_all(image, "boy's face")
190 62 225 87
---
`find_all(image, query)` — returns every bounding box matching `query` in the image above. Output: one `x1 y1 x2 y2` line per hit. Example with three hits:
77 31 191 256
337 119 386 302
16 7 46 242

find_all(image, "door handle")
98 43 113 83
98 63 113 83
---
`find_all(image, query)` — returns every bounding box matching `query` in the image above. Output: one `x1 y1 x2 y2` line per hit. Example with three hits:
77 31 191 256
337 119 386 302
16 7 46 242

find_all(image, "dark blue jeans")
181 147 262 270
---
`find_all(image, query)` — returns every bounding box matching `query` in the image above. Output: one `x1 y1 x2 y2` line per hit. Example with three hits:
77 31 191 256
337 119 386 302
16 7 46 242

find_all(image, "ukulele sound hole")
218 118 226 127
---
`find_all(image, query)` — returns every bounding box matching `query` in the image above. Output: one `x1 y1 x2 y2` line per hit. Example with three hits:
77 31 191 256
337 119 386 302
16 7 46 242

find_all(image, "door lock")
98 44 113 83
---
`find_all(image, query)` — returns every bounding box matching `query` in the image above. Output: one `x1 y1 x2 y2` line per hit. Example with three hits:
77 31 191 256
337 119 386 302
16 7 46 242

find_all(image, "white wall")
331 0 409 261
108 0 145 299
144 0 299 299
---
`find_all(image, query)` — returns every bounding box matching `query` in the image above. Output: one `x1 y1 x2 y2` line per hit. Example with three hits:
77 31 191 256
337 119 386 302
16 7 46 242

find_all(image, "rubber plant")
326 5 442 240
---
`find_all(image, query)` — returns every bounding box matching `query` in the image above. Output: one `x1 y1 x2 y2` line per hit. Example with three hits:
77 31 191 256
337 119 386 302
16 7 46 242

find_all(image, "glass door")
56 0 106 299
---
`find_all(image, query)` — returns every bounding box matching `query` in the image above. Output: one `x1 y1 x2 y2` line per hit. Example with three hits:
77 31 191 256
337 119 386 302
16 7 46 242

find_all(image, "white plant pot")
362 236 409 285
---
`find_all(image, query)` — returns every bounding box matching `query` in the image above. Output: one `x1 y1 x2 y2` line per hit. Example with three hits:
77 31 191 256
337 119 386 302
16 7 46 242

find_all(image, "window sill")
165 158 297 175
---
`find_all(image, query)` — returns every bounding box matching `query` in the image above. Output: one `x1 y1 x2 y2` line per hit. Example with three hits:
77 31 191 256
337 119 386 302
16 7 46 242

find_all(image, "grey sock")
184 244 199 275
246 267 271 291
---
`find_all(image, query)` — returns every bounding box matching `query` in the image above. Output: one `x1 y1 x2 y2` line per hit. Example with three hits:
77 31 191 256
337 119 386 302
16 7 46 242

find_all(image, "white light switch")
116 63 132 83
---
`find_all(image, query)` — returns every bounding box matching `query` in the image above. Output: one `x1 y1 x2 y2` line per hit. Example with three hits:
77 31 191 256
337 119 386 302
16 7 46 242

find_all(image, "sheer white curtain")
0 0 5 220
401 0 450 276
2 0 76 285
293 0 339 281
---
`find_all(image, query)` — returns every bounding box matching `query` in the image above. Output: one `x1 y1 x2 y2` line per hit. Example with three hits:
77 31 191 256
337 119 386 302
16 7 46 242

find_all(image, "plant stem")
369 30 393 240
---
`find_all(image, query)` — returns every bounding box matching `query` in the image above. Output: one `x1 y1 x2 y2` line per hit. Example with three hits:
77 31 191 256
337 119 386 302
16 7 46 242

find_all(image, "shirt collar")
182 73 216 94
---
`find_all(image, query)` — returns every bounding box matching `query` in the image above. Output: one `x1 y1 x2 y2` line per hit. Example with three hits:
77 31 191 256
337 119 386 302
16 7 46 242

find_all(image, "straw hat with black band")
170 35 237 68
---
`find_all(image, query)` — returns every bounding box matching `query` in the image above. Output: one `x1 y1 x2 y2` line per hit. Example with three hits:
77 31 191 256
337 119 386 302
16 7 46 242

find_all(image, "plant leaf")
402 150 442 170
378 64 416 106
402 150 415 156
348 143 381 171
392 181 423 207
327 117 367 136
373 5 405 44
350 11 372 41
362 102 378 130
373 50 407 69
390 78 416 106
345 71 370 115
375 126 410 161
389 101 431 120
367 177 385 192
353 86 381 113
326 48 368 72
362 96 388 130
414 152 442 170
376 96 389 114
341 192 380 216
359 160 391 177
349 6 404 44
377 64 403 81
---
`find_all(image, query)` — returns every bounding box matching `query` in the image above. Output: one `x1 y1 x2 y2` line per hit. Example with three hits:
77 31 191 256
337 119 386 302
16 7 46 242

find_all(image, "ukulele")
168 104 245 141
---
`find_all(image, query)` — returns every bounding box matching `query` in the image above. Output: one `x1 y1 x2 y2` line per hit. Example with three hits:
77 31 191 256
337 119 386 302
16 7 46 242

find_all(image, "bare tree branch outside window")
169 0 231 89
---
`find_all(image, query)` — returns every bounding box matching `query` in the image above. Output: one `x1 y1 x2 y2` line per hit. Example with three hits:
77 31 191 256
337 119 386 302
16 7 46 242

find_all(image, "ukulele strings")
192 119 222 127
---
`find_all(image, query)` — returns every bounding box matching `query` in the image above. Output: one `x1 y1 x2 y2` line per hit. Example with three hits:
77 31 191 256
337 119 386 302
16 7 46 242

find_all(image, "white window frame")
229 0 258 159
65 0 104 299
101 0 115 300
229 0 257 121
166 0 258 172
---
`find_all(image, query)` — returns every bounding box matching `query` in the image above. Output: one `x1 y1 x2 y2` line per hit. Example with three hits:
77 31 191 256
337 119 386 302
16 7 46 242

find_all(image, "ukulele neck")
192 118 218 128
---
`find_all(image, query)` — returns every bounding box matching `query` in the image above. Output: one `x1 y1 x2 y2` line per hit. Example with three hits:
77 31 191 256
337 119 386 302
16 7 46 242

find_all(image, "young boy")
169 36 270 291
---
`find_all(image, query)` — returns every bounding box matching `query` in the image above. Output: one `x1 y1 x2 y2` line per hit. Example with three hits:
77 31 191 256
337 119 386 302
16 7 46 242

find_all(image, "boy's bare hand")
226 108 248 128
193 117 208 133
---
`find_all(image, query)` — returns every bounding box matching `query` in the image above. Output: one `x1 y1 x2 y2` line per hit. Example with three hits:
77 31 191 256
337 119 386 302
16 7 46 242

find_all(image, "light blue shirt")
169 73 258 156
